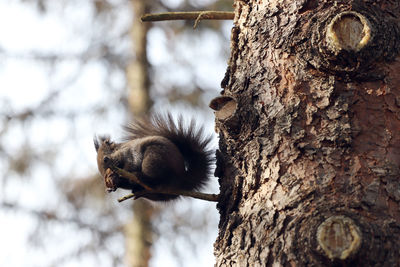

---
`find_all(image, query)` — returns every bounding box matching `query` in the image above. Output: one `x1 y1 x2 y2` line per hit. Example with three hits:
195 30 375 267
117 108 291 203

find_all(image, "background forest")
0 0 232 266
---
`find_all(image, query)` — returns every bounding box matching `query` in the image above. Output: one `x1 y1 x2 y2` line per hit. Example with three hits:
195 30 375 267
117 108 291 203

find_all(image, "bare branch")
118 189 219 203
109 166 219 202
141 11 234 22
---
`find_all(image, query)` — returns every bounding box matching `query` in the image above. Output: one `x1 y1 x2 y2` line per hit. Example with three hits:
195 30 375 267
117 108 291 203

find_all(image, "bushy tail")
124 113 214 191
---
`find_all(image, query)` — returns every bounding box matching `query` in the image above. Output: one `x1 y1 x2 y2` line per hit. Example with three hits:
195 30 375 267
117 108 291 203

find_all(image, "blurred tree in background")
0 0 232 266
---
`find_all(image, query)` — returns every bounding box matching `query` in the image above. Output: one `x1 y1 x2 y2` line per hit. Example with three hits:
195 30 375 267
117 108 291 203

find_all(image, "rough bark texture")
214 0 400 266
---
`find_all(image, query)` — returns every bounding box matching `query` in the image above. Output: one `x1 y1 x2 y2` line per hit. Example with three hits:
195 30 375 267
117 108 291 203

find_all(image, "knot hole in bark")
298 6 400 80
316 215 362 260
326 12 371 53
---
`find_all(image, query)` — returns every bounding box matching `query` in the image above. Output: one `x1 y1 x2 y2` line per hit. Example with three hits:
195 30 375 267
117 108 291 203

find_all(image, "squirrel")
94 113 214 201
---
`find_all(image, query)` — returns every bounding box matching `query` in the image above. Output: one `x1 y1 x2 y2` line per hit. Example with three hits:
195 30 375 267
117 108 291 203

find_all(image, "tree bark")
214 0 400 266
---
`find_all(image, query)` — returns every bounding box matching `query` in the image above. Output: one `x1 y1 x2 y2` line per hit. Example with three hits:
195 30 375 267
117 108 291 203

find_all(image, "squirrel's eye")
103 156 111 164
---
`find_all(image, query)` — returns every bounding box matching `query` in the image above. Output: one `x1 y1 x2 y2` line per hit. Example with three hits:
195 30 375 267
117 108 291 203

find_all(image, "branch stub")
317 215 362 260
326 11 372 53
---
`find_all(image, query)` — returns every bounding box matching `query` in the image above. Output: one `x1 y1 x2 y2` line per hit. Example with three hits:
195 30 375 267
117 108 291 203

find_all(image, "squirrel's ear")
94 136 100 151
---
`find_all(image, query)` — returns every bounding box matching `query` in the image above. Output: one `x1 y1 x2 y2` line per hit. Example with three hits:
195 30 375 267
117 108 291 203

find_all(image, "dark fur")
94 113 213 201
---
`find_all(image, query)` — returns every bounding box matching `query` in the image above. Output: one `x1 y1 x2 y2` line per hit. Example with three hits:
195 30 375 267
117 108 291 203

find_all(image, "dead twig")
109 165 219 202
118 190 219 203
141 11 234 25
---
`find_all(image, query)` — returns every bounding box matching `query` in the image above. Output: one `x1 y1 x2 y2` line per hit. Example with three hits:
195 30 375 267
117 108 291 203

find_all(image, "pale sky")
0 1 229 266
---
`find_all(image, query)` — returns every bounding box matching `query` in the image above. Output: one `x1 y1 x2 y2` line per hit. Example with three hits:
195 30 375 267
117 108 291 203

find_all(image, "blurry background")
0 0 232 266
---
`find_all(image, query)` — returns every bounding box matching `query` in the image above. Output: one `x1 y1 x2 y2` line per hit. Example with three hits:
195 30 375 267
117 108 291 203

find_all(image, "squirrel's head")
94 135 123 192
94 135 118 174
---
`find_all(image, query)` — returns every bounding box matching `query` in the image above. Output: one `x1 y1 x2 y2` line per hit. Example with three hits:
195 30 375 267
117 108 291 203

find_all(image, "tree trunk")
124 1 155 267
213 0 400 266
